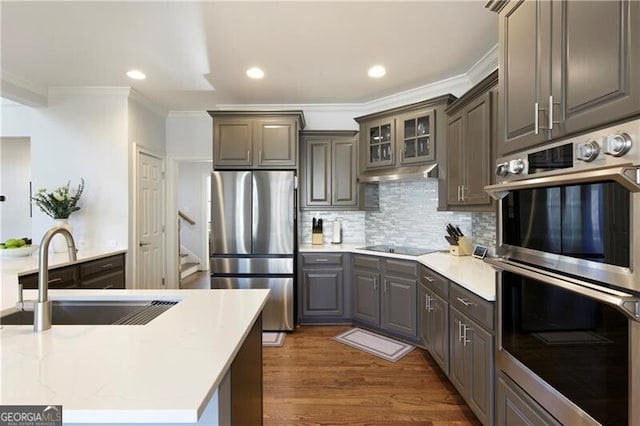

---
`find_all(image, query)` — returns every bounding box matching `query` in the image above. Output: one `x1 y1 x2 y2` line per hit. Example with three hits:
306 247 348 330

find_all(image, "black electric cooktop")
359 245 438 256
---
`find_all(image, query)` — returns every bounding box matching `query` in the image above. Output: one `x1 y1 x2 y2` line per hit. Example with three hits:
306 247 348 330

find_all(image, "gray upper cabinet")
445 71 497 211
397 109 435 165
363 118 395 169
355 95 455 174
209 111 305 169
300 131 358 210
491 0 640 156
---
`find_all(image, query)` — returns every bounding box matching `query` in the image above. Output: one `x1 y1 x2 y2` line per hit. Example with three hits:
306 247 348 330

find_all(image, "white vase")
52 218 73 253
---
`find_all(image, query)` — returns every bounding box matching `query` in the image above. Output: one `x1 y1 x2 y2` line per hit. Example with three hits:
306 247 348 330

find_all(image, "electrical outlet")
78 239 89 249
106 239 117 249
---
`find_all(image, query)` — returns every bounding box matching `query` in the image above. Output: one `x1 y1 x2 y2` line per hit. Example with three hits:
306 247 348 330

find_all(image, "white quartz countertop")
0 289 269 423
299 244 497 301
417 252 497 301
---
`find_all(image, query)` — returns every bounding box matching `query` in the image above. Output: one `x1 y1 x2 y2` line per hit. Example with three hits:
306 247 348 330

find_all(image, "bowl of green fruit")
0 237 38 257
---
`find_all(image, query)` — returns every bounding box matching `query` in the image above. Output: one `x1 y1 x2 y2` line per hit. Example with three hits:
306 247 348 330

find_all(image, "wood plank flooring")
263 325 480 425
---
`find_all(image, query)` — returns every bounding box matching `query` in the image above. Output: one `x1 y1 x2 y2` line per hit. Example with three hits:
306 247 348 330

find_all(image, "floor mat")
262 332 286 347
333 327 414 362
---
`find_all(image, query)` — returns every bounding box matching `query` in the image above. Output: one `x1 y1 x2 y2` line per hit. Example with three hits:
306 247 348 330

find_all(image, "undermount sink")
0 300 177 326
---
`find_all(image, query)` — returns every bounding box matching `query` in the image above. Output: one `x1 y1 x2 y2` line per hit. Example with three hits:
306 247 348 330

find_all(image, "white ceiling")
0 1 498 112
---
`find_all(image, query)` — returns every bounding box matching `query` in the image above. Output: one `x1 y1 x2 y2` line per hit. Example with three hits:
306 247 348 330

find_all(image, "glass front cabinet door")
365 118 395 168
398 109 435 165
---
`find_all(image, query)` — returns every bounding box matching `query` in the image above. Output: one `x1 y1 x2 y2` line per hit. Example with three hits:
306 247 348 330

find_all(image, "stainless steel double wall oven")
486 119 640 425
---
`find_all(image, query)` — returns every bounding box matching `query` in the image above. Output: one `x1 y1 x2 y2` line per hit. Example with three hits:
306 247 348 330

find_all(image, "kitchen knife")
455 225 464 237
445 235 459 246
313 218 317 231
318 219 323 232
446 224 458 239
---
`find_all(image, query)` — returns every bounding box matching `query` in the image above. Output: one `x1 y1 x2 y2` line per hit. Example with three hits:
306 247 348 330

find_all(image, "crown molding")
466 44 499 85
48 86 131 98
1 71 48 107
167 111 211 119
129 88 168 118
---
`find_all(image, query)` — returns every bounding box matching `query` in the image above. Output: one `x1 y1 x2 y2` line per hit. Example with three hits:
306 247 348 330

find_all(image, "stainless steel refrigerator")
209 170 295 331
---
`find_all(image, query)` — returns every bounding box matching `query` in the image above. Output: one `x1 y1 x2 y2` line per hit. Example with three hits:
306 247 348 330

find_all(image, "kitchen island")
0 288 269 425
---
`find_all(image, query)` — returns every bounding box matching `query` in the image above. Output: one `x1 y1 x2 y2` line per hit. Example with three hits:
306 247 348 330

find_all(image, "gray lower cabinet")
300 131 359 210
299 253 349 323
352 255 418 341
448 283 495 426
419 265 449 374
19 253 126 290
496 373 561 426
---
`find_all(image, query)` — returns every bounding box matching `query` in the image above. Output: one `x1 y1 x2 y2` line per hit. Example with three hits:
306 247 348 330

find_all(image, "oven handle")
484 165 640 200
486 258 640 322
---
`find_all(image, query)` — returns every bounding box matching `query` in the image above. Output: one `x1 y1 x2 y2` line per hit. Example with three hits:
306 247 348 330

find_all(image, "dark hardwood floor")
263 325 480 425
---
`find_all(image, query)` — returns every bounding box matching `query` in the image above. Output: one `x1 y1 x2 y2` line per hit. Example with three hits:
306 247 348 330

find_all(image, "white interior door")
137 151 164 289
0 137 31 242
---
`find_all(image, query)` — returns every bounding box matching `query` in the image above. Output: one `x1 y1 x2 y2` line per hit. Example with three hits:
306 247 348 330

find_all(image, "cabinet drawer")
352 255 381 271
449 283 494 331
301 253 343 266
384 258 417 278
81 270 125 289
80 254 124 278
19 266 78 290
419 265 448 299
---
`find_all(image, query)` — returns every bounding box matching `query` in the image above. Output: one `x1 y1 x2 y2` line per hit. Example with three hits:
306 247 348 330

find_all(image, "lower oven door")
488 258 640 426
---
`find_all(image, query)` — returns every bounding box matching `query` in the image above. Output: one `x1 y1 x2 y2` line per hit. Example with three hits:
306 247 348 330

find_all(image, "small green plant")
32 178 85 219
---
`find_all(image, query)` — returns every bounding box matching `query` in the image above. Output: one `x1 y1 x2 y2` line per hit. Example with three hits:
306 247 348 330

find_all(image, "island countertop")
0 288 269 424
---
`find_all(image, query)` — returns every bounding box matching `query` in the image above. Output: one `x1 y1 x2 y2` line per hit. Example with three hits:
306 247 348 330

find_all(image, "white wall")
1 91 130 251
30 90 130 250
0 137 31 241
166 112 212 157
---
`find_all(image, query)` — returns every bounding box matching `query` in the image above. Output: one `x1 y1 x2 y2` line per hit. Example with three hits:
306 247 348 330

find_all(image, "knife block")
450 236 473 256
312 232 323 245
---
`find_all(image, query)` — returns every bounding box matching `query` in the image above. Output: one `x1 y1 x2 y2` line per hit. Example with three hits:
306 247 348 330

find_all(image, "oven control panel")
495 118 640 180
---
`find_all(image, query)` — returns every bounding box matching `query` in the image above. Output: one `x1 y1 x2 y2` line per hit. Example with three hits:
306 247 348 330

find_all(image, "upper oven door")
485 166 640 292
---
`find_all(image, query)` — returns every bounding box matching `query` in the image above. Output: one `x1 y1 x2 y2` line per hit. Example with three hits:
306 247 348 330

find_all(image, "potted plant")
32 178 84 252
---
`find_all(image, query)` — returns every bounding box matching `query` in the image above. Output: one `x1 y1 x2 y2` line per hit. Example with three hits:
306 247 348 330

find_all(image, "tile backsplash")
299 179 498 250
365 179 471 250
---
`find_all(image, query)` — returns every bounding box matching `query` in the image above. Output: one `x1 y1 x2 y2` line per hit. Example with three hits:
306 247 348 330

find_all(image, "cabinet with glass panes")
397 109 435 165
355 95 454 173
363 117 395 168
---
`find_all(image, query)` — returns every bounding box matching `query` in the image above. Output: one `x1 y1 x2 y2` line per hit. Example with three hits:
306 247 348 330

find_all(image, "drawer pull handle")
423 275 435 283
456 297 473 307
103 285 114 289
48 278 63 284
101 263 113 268
373 277 378 291
315 258 329 262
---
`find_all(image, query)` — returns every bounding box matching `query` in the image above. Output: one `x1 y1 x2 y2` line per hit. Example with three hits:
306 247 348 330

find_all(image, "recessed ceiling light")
368 65 386 78
126 70 146 80
246 67 265 79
